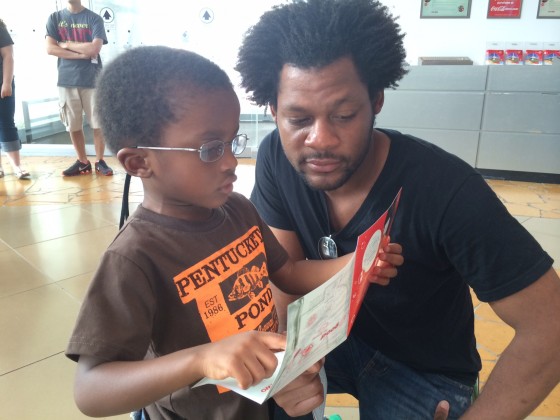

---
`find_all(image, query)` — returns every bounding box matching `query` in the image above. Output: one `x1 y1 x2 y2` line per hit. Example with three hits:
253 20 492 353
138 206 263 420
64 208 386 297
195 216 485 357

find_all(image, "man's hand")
434 400 450 420
273 360 325 417
368 239 404 285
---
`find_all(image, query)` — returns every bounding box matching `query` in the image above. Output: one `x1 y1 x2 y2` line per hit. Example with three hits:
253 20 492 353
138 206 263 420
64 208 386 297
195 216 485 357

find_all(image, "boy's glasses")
137 134 248 163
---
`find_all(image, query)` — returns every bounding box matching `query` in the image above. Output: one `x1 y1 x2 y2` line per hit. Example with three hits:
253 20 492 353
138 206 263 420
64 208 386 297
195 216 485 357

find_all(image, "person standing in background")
0 18 30 180
45 0 113 177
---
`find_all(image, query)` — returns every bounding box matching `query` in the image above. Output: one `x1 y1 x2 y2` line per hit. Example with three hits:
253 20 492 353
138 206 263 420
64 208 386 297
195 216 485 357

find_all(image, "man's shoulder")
83 8 100 16
257 129 286 160
382 128 474 171
259 128 280 148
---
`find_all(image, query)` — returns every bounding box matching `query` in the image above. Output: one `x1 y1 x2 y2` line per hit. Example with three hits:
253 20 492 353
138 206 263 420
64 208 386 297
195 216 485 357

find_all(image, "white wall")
381 0 559 65
2 0 559 129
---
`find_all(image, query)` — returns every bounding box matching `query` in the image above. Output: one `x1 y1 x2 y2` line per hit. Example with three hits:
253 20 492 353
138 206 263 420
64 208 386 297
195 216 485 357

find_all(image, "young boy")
65 46 402 419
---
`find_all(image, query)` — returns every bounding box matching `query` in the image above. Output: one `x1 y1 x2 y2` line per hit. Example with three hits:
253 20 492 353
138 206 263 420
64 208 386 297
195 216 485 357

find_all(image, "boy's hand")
198 331 286 389
368 238 403 286
273 360 325 417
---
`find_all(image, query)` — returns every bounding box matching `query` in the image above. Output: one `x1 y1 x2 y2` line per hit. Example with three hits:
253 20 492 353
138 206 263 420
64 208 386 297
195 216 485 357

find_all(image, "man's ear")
372 91 385 115
116 148 153 178
269 104 277 123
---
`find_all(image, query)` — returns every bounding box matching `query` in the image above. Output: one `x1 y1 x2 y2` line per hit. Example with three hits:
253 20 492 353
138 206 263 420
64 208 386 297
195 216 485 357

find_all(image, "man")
236 0 560 418
46 0 113 176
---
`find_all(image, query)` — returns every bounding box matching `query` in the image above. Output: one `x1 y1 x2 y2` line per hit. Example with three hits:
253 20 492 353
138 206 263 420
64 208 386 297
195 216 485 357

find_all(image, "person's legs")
93 128 105 161
92 128 113 175
59 87 92 175
326 335 474 420
5 150 30 179
0 80 29 178
68 129 89 163
82 88 113 175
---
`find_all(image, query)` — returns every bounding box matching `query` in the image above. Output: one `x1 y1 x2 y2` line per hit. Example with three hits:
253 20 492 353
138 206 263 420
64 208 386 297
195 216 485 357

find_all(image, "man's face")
271 57 381 191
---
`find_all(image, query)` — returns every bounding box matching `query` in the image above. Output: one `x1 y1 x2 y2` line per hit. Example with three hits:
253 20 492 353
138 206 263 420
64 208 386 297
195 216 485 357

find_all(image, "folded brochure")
194 188 402 406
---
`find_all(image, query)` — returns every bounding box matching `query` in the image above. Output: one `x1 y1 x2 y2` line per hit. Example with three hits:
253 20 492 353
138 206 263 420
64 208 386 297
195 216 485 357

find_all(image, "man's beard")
296 123 375 192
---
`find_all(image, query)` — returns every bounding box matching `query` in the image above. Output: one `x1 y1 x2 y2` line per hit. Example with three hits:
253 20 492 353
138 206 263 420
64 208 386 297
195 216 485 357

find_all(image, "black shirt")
251 128 553 383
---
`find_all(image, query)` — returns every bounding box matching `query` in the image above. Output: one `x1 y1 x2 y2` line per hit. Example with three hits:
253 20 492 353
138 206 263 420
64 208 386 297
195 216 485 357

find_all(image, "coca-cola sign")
487 0 523 18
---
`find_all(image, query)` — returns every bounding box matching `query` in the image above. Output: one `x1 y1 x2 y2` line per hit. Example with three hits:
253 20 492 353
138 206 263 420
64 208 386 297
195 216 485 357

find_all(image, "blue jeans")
0 79 21 151
273 334 474 420
130 409 147 420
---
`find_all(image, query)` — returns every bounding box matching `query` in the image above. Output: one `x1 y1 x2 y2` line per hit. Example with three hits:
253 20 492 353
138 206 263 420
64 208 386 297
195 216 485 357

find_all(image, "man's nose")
305 120 339 150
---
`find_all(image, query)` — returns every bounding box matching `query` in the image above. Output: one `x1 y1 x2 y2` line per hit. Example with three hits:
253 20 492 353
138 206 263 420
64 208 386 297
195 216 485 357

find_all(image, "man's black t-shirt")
251 128 553 383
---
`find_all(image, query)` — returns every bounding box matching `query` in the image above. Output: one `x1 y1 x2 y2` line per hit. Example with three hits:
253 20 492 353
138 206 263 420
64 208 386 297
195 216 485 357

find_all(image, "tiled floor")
0 156 559 419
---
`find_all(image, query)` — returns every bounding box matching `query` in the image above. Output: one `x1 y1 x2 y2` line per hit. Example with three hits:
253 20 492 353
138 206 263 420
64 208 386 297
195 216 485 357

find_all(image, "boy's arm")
270 228 403 296
73 331 285 417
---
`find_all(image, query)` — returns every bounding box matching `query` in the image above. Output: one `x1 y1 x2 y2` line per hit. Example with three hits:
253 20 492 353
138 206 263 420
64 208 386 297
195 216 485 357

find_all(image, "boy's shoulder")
225 192 260 215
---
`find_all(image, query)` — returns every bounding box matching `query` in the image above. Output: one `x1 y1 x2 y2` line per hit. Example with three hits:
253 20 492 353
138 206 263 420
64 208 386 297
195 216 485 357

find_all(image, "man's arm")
0 45 14 98
58 37 103 58
462 268 560 419
45 35 89 59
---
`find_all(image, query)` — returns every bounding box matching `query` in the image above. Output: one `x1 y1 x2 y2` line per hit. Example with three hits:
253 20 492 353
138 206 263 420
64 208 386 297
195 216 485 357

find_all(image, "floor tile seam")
0 351 65 377
77 205 121 227
7 222 117 250
56 280 89 304
475 343 501 358
0 203 79 221
0 244 58 284
0 278 65 301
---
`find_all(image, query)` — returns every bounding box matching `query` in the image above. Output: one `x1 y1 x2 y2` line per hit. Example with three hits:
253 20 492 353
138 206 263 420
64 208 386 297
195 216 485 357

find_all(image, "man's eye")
334 113 355 121
288 118 310 126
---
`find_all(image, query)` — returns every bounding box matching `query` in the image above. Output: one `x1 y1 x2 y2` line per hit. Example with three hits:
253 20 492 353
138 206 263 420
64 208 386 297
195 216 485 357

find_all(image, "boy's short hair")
96 46 233 153
236 0 408 108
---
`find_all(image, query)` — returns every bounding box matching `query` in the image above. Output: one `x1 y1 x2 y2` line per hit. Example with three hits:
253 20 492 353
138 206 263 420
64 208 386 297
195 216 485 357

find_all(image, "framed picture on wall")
487 0 523 17
537 0 560 18
420 0 472 18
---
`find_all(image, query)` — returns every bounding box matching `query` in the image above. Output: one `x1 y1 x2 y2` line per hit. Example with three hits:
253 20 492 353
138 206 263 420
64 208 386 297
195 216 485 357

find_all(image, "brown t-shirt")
66 193 289 419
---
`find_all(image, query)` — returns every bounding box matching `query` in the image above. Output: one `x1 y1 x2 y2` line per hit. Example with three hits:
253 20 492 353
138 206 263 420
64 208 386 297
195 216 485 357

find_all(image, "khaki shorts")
58 87 101 132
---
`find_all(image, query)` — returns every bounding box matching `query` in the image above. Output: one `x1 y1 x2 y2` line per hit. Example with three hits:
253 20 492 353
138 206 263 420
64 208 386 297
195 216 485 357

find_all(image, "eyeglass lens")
318 236 338 260
200 134 247 162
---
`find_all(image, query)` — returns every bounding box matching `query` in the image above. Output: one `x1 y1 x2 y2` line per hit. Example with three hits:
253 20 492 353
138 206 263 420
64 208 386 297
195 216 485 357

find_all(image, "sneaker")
15 167 31 180
95 159 114 176
62 159 92 176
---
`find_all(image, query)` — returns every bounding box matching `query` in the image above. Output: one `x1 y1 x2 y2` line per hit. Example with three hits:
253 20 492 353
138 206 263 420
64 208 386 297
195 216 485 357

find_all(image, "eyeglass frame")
318 235 338 260
136 133 248 163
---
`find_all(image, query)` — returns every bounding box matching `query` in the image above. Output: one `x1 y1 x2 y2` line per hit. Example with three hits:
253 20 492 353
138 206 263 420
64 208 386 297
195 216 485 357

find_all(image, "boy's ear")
116 148 153 178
